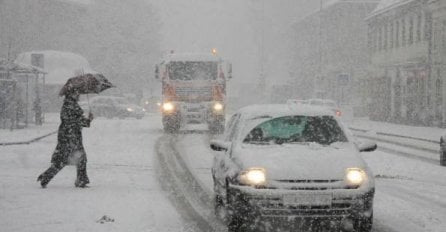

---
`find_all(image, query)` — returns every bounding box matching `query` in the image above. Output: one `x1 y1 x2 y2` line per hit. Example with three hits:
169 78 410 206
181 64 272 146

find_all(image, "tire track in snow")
155 134 226 232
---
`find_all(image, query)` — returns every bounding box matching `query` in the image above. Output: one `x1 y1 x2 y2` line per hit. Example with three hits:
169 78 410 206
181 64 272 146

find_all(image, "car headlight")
213 102 224 111
345 168 367 188
127 107 134 112
162 102 174 112
239 168 266 186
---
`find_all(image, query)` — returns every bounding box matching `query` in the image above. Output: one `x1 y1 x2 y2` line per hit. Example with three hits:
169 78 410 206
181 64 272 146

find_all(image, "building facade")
429 0 446 125
367 0 446 126
290 0 379 115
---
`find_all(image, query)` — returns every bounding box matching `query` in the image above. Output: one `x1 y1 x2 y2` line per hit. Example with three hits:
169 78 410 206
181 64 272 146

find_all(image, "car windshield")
243 115 347 145
168 61 218 81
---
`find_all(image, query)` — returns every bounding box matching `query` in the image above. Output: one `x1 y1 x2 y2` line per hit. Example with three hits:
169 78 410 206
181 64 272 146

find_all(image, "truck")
155 51 232 133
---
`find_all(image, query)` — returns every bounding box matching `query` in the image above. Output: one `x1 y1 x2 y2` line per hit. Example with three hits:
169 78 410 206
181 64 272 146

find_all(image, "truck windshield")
168 61 218 81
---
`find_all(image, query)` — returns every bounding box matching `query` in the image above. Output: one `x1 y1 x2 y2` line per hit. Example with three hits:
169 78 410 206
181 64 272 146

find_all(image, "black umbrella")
59 73 114 97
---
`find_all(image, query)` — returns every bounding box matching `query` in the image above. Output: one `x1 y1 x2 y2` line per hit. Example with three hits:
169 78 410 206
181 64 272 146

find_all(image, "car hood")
233 142 367 181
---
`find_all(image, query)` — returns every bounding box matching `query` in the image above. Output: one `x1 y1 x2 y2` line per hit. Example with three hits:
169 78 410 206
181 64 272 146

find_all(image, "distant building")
366 0 435 125
428 0 446 125
290 0 379 114
15 50 96 112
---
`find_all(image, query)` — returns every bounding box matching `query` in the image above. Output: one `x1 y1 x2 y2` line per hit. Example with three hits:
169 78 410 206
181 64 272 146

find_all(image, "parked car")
307 98 342 117
440 134 446 166
89 96 145 119
210 104 377 231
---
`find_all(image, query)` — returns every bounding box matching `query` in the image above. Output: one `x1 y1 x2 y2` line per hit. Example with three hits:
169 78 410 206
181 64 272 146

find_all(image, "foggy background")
0 0 321 105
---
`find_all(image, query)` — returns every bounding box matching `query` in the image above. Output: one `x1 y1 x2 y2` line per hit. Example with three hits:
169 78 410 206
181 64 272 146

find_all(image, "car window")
243 115 347 145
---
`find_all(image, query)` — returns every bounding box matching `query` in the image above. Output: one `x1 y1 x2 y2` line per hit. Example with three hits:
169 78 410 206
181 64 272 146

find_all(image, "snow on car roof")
162 53 221 63
237 104 335 120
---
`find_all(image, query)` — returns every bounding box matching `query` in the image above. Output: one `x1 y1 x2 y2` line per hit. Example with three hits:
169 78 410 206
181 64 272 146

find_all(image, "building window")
378 26 382 50
396 21 400 47
402 18 407 46
424 13 430 41
409 17 414 45
417 13 422 42
443 20 446 51
384 23 388 50
390 22 394 49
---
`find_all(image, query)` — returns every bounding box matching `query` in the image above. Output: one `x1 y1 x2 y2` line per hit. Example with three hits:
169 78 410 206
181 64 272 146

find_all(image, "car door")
212 113 241 192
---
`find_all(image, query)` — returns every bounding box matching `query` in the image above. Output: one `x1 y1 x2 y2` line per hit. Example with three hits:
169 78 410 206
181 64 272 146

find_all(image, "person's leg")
75 155 89 187
37 162 65 188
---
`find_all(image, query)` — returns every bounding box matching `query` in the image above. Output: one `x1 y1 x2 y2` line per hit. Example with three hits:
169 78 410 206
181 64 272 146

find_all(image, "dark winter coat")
51 96 91 165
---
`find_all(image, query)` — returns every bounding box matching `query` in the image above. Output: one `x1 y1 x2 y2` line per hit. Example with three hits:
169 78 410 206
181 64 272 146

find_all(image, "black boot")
75 179 89 188
37 174 49 188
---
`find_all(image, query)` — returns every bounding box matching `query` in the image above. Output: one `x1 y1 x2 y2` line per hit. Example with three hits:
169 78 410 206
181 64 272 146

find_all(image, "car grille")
250 196 355 218
265 179 351 190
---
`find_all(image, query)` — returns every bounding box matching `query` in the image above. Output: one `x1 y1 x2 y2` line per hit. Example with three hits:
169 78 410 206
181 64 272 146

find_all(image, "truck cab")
155 52 232 133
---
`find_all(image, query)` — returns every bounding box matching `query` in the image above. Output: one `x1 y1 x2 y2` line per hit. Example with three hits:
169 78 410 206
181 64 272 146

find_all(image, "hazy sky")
148 0 317 95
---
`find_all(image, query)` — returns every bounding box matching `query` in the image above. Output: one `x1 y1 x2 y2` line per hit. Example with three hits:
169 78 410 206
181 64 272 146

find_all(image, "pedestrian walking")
37 73 114 188
37 90 93 188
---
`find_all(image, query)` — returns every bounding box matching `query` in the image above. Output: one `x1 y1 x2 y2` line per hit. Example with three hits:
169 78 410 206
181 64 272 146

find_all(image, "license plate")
283 193 332 206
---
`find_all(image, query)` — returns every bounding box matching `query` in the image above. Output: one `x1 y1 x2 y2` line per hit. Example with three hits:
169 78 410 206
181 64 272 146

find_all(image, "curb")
0 131 57 146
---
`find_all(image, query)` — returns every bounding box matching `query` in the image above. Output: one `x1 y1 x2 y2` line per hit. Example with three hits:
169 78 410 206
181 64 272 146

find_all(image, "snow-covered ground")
0 114 196 232
1 114 446 232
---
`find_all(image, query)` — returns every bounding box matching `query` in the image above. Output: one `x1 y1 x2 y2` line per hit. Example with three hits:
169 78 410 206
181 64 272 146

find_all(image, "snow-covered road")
0 115 196 232
1 114 446 232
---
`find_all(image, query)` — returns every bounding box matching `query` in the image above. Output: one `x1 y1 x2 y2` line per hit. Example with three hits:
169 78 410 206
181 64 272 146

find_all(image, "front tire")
354 212 373 232
163 114 180 133
226 188 259 232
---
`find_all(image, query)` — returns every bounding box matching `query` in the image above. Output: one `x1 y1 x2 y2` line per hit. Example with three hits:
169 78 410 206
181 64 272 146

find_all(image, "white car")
211 104 377 231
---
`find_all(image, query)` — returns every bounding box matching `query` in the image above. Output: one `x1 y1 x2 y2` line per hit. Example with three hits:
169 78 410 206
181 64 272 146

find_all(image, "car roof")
236 104 334 120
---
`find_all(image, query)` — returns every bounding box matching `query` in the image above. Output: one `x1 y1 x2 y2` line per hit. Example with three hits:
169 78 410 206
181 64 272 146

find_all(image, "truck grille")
175 86 212 98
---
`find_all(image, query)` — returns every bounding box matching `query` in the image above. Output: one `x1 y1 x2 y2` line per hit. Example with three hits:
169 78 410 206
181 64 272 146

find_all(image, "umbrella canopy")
59 73 114 96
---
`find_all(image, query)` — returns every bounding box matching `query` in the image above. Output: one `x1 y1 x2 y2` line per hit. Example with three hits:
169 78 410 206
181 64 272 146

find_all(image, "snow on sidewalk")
0 113 59 144
349 117 445 141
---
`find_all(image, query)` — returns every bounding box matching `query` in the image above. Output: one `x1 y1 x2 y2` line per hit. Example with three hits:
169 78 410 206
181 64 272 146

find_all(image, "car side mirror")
155 65 159 79
358 140 377 152
210 139 230 151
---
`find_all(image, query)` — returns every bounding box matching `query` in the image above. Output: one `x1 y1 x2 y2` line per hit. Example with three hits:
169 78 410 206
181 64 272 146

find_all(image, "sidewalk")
348 117 445 142
0 113 59 144
1 114 444 144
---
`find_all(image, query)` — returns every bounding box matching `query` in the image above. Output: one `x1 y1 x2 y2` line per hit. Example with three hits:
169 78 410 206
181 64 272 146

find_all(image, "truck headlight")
127 107 134 112
345 168 367 187
162 102 174 112
239 168 266 186
213 102 223 111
